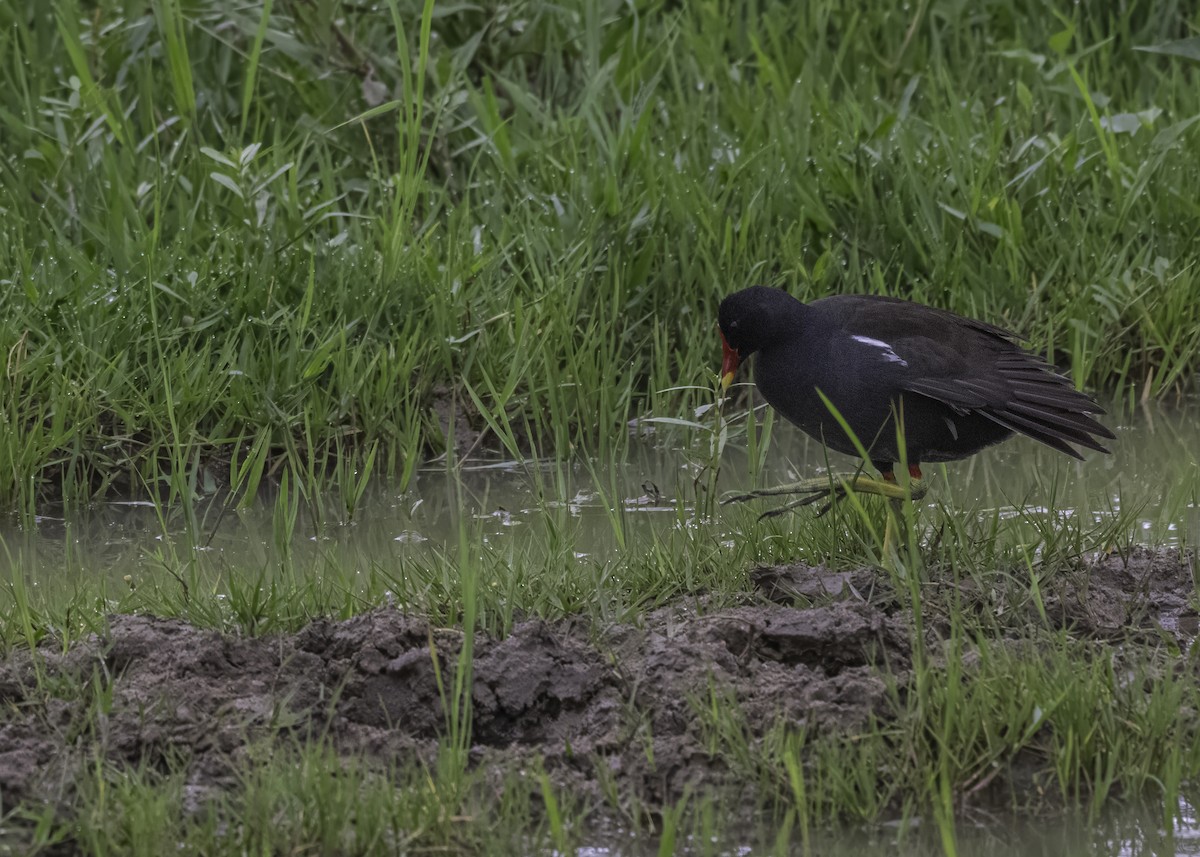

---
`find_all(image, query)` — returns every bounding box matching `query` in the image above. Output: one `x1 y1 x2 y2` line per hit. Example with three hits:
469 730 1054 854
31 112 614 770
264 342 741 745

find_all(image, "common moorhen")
718 286 1114 515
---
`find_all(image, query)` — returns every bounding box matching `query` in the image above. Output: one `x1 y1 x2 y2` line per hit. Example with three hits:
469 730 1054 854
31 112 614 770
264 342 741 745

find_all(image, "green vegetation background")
3 0 1199 512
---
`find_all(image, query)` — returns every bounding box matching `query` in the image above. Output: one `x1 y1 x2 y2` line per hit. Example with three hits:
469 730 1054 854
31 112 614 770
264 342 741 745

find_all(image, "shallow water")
581 794 1200 856
3 400 1198 590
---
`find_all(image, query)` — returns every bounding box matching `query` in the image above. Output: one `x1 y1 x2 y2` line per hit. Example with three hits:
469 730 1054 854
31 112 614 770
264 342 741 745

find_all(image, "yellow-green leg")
720 472 927 517
722 468 927 561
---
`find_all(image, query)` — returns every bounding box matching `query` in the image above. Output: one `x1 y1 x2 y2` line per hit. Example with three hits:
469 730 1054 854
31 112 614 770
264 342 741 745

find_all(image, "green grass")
8 739 577 856
3 0 1200 512
4 0 1200 853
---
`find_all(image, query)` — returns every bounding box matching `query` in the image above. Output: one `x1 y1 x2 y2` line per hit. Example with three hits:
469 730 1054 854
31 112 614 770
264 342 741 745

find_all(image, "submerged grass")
9 739 574 856
697 637 1200 841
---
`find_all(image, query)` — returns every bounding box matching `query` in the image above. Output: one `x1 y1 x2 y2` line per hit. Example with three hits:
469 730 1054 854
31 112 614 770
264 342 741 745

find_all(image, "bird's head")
717 286 802 389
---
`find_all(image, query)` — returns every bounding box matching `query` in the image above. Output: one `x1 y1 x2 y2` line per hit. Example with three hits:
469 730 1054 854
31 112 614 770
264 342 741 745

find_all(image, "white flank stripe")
851 335 909 367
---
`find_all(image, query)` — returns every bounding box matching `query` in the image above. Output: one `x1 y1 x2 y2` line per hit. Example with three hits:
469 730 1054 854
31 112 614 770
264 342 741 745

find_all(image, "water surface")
3 400 1198 590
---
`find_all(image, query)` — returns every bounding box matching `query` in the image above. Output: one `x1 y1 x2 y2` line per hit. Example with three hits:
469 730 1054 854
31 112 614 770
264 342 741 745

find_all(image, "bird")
717 286 1114 528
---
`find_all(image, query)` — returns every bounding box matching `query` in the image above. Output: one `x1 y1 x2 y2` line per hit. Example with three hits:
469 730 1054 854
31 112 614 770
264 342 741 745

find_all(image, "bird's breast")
753 341 900 452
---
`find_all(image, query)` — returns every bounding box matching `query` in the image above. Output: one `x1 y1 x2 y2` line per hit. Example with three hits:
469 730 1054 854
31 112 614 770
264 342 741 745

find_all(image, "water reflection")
2 400 1197 590
577 793 1200 856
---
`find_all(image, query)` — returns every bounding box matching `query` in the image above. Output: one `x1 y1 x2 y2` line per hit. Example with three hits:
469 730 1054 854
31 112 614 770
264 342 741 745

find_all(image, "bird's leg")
879 467 925 560
879 465 928 502
721 464 927 521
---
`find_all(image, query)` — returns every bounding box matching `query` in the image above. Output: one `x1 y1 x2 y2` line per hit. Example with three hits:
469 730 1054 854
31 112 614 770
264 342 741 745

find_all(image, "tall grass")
2 0 1199 510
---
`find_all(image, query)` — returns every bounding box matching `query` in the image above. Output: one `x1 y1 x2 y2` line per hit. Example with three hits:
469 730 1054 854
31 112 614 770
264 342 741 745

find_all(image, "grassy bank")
3 0 1200 512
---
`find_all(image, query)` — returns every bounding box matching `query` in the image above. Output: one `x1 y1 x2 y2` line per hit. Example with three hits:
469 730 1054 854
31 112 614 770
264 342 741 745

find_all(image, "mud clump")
1042 546 1197 638
0 601 904 814
754 547 1198 643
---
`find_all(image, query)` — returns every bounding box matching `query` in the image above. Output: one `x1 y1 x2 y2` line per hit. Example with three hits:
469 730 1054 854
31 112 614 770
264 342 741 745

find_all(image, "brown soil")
0 547 1194 826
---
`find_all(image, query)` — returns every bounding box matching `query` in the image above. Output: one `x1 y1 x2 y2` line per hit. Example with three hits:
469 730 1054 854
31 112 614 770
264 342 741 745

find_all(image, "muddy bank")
0 547 1193 822
754 545 1198 640
0 601 905 812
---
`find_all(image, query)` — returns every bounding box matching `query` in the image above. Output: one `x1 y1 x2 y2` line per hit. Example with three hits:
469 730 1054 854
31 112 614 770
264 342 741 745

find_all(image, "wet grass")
10 740 576 856
4 0 1200 854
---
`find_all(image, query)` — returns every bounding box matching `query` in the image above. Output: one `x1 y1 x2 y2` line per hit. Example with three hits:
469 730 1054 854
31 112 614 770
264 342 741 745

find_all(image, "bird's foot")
721 473 927 520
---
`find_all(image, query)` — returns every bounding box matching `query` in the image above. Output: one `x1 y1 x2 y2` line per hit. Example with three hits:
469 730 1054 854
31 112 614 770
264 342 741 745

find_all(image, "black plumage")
718 287 1113 475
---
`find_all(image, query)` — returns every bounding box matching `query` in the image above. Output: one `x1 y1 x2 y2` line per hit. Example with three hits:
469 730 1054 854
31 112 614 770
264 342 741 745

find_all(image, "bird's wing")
815 295 1114 458
901 349 1114 459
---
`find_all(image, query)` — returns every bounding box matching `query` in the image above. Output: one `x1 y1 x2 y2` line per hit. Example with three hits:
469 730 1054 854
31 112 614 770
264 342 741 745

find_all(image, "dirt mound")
0 601 905 812
752 546 1199 641
0 546 1192 822
1044 546 1197 637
